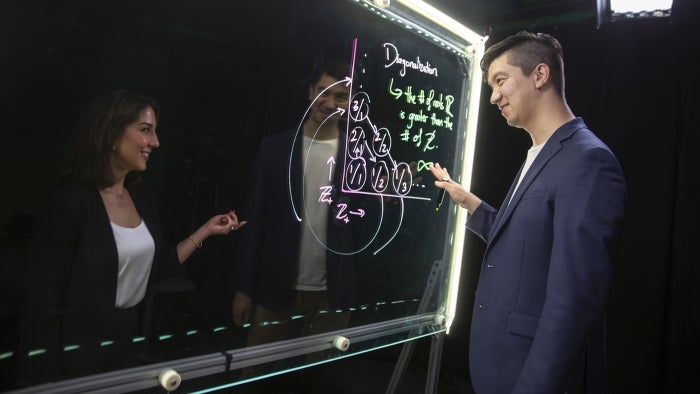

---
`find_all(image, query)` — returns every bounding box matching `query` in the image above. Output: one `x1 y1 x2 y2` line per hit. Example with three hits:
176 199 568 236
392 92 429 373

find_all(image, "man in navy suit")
430 31 626 393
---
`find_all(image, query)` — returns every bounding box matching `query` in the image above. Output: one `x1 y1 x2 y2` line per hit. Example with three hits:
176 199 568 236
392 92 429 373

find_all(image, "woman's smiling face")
112 107 159 173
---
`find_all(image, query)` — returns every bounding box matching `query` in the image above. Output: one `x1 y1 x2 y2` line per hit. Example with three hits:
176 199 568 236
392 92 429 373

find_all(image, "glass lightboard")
0 0 485 392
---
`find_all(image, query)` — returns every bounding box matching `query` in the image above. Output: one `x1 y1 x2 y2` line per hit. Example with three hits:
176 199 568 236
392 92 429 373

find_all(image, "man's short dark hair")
480 31 565 96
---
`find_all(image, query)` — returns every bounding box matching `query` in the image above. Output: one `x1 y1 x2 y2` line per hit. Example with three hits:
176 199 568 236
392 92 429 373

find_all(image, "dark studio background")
0 0 698 393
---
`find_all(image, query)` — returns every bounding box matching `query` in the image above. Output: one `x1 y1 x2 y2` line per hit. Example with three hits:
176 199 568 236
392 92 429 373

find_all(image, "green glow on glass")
28 349 47 357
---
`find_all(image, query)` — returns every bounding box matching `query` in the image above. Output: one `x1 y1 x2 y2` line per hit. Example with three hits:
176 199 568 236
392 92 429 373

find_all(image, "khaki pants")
237 290 351 391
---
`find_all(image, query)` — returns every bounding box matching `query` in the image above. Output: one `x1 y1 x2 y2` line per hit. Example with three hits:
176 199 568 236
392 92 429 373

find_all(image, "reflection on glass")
232 58 361 384
0 0 482 391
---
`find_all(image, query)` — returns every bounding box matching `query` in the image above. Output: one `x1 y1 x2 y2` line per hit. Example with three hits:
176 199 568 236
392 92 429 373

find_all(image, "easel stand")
386 259 445 394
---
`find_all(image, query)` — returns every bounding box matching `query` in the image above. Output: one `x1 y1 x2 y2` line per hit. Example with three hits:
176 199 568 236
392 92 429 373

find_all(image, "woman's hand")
178 210 248 263
203 210 248 236
212 210 248 234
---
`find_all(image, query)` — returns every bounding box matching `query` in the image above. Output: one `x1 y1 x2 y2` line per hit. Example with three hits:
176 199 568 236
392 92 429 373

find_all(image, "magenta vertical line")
341 37 359 193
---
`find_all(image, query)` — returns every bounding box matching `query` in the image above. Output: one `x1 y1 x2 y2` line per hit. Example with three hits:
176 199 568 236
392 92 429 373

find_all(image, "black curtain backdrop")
440 1 700 393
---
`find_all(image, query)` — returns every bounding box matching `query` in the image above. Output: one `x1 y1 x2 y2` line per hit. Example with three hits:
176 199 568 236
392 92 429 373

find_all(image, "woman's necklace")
104 186 127 200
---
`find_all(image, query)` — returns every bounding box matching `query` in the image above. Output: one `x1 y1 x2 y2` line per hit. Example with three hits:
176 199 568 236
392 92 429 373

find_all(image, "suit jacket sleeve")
466 200 498 242
232 137 271 297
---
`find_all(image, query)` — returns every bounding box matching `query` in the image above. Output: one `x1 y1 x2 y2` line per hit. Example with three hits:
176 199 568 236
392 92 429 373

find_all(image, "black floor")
299 352 474 394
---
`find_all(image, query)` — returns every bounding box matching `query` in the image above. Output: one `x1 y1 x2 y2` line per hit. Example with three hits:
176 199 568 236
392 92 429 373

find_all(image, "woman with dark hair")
20 90 246 381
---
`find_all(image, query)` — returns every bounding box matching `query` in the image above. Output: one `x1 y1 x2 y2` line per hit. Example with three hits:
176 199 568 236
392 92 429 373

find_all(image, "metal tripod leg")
385 259 445 394
425 331 444 394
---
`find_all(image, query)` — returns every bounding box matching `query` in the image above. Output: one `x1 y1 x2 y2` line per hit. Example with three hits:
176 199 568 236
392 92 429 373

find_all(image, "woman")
20 90 246 381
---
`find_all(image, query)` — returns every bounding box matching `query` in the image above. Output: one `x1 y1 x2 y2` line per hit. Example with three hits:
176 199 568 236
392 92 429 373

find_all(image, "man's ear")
533 63 549 89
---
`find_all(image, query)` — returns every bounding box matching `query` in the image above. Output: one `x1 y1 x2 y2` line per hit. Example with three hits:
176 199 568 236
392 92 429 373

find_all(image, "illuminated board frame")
359 0 487 333
7 1 487 392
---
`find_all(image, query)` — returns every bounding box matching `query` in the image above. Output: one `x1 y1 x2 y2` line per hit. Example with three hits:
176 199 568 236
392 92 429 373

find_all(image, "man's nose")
332 96 349 110
490 89 501 105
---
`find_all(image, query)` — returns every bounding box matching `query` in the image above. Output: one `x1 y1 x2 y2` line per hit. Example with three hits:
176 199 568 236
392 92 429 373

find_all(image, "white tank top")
110 220 155 308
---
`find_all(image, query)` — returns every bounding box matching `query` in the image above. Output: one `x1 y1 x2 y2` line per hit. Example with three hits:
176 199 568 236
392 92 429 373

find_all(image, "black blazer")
21 180 181 367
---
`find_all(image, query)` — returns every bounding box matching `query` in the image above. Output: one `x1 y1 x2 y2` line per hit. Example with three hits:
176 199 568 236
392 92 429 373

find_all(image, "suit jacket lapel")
489 139 561 242
490 162 525 236
487 118 585 244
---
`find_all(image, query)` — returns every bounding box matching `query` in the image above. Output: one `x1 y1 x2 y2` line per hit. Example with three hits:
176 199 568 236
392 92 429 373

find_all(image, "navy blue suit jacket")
466 118 626 394
234 128 368 310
